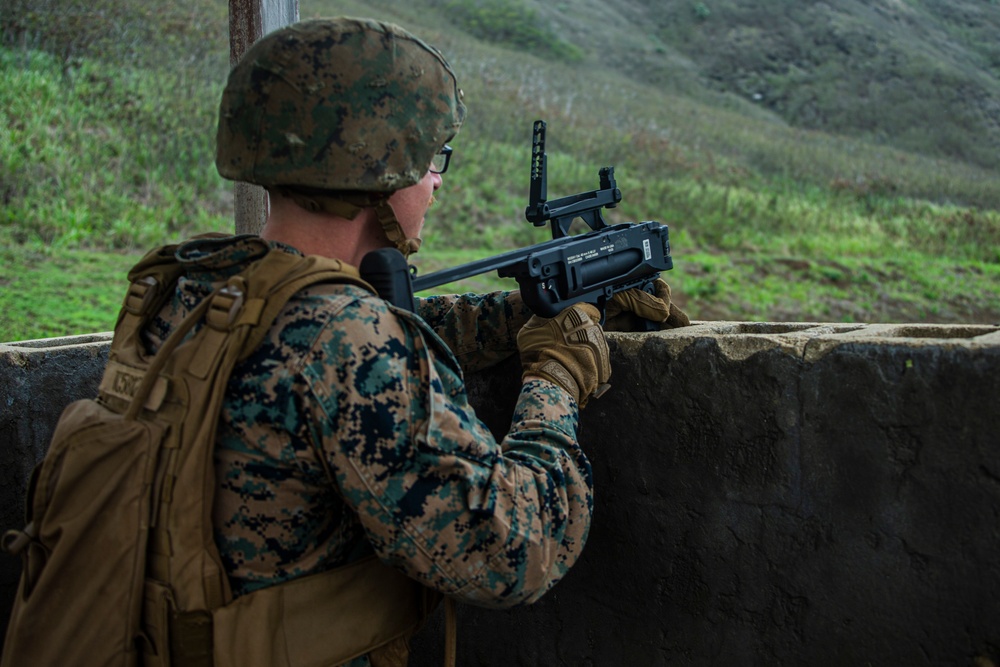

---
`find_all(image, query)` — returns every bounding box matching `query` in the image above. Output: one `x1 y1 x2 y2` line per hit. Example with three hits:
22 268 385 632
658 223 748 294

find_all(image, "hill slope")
641 0 1000 170
358 0 1000 171
7 0 1000 176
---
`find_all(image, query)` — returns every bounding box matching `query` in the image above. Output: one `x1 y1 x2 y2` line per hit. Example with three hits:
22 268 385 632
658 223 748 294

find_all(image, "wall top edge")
610 321 1000 362
3 321 999 356
0 332 114 352
666 321 1000 343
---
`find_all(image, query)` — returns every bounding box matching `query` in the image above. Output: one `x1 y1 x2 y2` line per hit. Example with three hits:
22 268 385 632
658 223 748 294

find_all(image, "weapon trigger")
639 317 659 332
596 294 609 326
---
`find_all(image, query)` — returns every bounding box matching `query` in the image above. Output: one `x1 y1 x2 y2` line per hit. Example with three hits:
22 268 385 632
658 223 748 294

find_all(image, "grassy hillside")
643 0 1000 171
1 0 1000 341
317 0 1000 208
409 0 1000 173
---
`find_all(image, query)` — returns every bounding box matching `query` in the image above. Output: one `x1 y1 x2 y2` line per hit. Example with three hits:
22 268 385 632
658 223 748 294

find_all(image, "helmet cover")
216 17 466 192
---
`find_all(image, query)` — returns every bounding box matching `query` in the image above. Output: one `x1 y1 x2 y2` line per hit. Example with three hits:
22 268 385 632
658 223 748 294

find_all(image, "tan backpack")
1 238 441 667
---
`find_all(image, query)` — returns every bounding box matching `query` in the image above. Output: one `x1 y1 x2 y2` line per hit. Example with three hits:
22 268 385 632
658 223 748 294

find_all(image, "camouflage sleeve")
416 290 532 374
300 295 591 609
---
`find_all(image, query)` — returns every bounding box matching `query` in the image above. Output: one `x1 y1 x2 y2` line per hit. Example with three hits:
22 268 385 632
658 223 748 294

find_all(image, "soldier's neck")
260 193 384 268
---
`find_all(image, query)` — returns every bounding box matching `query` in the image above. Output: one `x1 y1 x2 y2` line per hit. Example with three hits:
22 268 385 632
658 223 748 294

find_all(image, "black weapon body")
359 120 674 320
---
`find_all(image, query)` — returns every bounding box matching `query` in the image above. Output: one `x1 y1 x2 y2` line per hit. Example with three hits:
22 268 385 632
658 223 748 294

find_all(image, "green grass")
671 252 1000 324
2 0 1000 341
0 48 231 252
0 245 139 340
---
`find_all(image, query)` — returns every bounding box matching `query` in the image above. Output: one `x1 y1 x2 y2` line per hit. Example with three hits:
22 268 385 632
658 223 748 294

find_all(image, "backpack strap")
240 252 373 359
183 245 375 377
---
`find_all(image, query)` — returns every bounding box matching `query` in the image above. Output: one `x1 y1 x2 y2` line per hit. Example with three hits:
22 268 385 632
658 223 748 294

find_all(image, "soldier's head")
216 17 466 256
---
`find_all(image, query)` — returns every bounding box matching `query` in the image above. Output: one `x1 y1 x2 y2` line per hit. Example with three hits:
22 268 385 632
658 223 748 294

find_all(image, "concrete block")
413 321 1000 665
3 322 999 664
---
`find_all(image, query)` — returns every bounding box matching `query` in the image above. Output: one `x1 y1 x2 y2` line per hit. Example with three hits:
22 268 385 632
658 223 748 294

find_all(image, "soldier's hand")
604 278 691 332
517 303 611 407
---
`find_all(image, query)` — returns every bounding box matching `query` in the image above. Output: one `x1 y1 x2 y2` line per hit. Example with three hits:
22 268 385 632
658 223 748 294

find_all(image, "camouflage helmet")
216 17 466 193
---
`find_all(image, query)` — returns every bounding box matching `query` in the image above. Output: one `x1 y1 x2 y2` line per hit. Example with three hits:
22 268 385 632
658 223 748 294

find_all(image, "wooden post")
227 0 299 235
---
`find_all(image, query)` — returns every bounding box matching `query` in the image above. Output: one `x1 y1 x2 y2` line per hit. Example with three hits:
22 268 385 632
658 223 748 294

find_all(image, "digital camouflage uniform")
187 16 600 665
142 235 594 665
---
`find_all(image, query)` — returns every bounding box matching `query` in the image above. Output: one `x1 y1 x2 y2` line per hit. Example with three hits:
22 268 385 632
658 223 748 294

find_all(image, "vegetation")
0 48 229 251
0 244 138 341
1 0 999 341
536 0 1000 172
438 0 584 63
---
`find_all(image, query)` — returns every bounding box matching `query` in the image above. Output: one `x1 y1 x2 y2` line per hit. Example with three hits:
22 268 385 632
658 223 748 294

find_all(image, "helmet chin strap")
373 199 422 258
272 186 422 258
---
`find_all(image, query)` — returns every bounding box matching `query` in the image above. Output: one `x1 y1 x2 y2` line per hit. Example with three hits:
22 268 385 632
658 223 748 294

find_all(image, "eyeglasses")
430 145 452 174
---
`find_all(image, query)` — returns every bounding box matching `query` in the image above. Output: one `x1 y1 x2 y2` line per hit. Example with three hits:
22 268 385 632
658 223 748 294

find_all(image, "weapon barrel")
412 245 532 292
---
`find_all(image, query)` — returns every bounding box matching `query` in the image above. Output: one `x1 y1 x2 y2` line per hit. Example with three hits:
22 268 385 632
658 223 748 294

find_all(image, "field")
2 0 999 341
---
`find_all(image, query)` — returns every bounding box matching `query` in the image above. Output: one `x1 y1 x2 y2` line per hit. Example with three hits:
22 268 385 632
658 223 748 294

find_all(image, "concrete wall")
3 323 1000 664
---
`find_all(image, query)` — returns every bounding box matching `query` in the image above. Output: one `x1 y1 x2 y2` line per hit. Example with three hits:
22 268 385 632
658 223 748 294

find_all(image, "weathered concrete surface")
414 321 1000 666
3 322 1000 664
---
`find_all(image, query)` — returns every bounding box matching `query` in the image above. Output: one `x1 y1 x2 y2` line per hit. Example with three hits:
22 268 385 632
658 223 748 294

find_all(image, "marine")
151 16 687 665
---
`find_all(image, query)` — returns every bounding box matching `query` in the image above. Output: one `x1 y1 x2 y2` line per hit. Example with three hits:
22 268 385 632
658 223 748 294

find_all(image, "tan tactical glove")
604 278 691 332
517 303 611 407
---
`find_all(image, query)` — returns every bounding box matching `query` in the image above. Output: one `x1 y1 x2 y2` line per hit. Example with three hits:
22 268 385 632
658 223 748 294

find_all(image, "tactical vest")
2 236 448 667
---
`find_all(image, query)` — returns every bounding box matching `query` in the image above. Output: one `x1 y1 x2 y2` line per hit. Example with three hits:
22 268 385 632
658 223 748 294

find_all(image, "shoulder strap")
226 246 375 362
112 243 186 358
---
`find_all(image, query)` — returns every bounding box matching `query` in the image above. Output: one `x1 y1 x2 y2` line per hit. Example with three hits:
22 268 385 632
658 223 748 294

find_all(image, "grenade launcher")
360 120 674 322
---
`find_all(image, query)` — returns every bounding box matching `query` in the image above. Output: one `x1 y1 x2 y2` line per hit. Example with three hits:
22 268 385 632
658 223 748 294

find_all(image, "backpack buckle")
123 276 160 316
206 279 246 330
